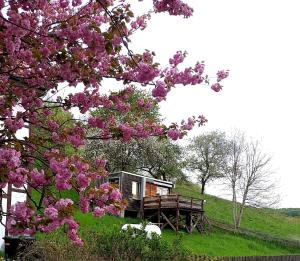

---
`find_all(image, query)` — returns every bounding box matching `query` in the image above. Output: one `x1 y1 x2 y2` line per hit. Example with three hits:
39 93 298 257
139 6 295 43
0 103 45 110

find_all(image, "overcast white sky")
130 0 300 208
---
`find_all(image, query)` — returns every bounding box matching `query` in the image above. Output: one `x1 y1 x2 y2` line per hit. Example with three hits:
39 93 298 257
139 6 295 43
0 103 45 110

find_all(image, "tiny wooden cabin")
106 171 174 216
105 171 209 233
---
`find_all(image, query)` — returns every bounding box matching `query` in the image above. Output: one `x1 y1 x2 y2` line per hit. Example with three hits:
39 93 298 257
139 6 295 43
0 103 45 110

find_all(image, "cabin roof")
110 171 174 188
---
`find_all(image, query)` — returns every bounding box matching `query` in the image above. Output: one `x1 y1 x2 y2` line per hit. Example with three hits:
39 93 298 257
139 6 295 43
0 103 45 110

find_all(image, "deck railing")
143 194 204 211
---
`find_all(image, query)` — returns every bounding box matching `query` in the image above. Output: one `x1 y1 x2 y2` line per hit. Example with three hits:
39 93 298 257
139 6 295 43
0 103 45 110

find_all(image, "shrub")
18 226 188 261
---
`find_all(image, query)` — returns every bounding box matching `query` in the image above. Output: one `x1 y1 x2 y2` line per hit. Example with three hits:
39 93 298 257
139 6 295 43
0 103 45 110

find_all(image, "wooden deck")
142 194 209 233
143 194 204 212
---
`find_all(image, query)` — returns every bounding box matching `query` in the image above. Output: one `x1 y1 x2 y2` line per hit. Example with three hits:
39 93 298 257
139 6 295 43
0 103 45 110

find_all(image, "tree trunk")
232 184 238 231
236 189 248 229
236 205 245 229
200 179 206 194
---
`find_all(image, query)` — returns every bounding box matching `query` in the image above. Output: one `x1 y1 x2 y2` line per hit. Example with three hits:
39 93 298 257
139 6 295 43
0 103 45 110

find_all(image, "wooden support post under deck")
157 196 161 225
140 197 144 219
176 195 179 232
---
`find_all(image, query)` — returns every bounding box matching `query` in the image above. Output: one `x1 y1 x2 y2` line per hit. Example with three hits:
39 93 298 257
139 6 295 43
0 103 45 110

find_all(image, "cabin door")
145 182 157 196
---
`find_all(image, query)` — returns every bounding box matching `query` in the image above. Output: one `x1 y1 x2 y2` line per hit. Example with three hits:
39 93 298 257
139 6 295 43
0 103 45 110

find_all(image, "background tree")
134 137 185 181
223 131 245 230
86 136 185 181
235 140 278 228
186 131 227 194
223 132 279 230
86 88 185 181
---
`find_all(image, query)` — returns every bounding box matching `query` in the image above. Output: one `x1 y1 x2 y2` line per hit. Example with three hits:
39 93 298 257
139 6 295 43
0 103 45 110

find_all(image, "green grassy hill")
36 181 300 257
174 181 300 242
37 213 300 257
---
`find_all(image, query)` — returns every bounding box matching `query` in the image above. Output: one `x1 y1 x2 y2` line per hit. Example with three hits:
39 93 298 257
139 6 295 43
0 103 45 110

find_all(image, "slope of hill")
35 181 300 257
278 208 300 217
36 213 300 257
174 181 300 242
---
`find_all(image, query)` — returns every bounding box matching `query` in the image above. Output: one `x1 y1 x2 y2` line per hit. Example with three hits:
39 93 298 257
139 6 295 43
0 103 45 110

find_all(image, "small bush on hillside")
17 226 188 261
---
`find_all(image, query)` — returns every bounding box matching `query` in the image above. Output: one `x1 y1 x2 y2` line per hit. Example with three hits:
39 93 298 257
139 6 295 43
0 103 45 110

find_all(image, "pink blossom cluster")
152 81 168 100
118 121 164 141
0 148 22 188
49 154 101 191
7 199 84 245
131 15 148 31
169 51 186 67
153 0 194 18
217 70 230 82
42 199 83 246
0 148 21 169
79 183 125 218
163 63 206 86
7 203 36 236
7 167 47 189
167 116 207 140
4 117 24 132
137 98 153 110
210 70 230 92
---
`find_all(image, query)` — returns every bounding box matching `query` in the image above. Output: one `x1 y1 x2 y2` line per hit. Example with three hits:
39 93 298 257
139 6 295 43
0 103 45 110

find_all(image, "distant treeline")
278 208 300 217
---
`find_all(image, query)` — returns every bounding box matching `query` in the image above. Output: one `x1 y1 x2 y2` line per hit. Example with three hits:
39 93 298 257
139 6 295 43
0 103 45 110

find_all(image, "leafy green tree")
134 137 185 181
86 89 185 181
86 135 185 181
186 131 227 194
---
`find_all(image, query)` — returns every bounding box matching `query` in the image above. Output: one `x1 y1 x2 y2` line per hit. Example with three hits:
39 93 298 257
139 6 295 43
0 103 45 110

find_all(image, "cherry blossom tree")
0 0 229 245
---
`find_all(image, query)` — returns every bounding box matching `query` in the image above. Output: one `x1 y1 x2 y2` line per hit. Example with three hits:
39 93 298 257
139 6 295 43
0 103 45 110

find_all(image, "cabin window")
157 187 169 196
132 181 140 198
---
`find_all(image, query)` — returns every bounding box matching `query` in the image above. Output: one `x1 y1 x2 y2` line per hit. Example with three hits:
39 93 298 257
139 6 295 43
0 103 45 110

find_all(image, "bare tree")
224 133 279 230
223 131 245 230
186 131 227 195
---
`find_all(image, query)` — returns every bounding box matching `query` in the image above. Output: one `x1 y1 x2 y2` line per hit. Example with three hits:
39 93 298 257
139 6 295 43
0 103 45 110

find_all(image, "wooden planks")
143 194 204 212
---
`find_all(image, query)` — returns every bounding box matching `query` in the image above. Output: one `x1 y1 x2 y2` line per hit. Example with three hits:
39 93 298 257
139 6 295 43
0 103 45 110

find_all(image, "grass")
36 211 300 257
34 181 300 257
163 229 300 256
174 181 300 241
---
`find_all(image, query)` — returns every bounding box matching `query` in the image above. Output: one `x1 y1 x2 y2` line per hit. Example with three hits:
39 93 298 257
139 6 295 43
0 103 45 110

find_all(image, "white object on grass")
121 223 161 239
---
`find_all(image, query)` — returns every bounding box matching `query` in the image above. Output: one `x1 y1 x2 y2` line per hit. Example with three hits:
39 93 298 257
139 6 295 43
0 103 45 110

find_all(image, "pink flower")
216 70 229 82
152 81 168 98
153 0 193 18
169 51 185 67
93 207 105 217
29 169 47 188
55 198 74 210
0 148 21 169
48 120 59 131
88 117 105 129
110 189 122 201
72 0 82 6
8 168 28 188
44 207 59 220
167 128 181 140
211 83 223 92
60 0 69 8
76 173 90 189
79 196 89 213
135 62 159 83
4 117 24 132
